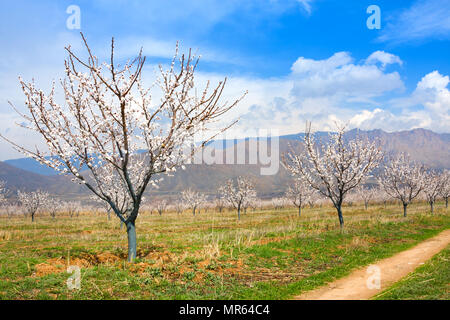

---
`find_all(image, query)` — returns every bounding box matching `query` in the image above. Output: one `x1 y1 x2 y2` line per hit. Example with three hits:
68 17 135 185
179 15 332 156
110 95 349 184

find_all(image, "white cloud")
366 51 403 69
233 51 402 134
236 52 449 135
205 62 450 136
412 71 450 129
348 108 428 132
348 70 450 132
289 52 404 103
417 70 450 91
291 52 352 74
378 0 450 43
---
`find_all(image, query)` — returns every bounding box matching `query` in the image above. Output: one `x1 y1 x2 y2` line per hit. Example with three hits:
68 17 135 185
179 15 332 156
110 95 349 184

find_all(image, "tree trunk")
237 204 241 221
403 203 407 217
337 206 344 230
445 197 448 209
126 220 137 263
31 212 35 222
364 201 368 210
193 207 196 216
298 206 302 217
430 201 434 215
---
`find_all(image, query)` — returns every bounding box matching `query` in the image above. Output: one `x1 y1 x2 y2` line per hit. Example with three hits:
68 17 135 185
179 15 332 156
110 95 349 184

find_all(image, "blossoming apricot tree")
2 34 244 261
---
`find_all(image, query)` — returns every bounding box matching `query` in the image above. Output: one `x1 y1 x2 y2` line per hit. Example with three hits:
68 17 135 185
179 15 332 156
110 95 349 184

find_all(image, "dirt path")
294 229 450 300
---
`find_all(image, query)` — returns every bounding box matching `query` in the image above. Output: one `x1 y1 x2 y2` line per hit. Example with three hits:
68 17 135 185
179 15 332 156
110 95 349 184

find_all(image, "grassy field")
373 245 449 300
0 201 448 300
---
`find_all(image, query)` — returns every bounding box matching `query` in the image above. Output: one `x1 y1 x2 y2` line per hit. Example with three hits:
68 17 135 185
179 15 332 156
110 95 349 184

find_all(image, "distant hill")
0 161 84 200
4 157 59 176
345 128 450 169
1 128 449 199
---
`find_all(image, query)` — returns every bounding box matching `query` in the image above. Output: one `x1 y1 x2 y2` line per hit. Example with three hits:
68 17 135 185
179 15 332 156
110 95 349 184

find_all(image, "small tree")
18 190 49 222
65 201 81 218
3 205 20 219
379 153 425 217
440 170 450 209
220 176 256 220
155 200 168 216
141 202 155 215
174 200 185 215
248 198 260 212
214 197 226 213
1 34 244 262
47 198 63 219
181 189 206 216
285 178 313 217
423 170 443 214
355 184 377 210
283 123 382 229
271 197 287 210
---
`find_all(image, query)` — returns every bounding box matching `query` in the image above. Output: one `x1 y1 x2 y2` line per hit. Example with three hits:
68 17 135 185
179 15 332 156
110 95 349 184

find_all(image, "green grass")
373 245 450 300
0 201 448 300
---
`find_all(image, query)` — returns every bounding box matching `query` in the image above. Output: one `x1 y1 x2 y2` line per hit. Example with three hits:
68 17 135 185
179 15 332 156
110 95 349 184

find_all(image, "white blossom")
18 190 50 222
64 201 82 218
219 176 257 220
181 188 206 216
285 178 314 216
440 170 450 209
378 153 426 217
271 197 288 210
423 170 444 214
283 122 382 229
155 199 168 216
47 197 63 219
354 184 378 210
1 34 244 262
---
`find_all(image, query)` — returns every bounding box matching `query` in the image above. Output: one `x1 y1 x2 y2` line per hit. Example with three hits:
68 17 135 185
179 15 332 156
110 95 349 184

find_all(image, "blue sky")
0 0 449 160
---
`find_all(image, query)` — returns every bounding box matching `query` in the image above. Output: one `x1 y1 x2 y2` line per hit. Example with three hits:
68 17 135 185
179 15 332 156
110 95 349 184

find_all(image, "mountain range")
1 128 449 200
